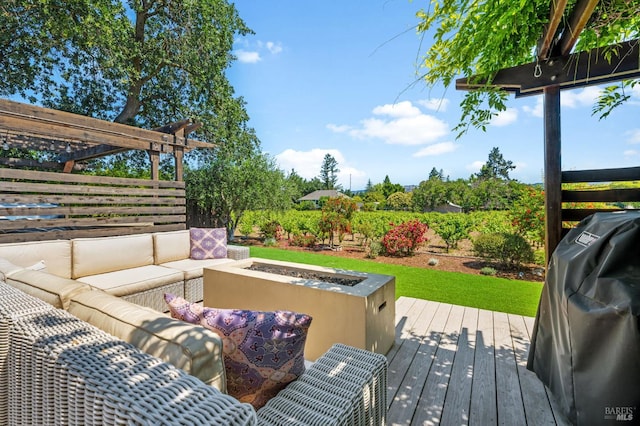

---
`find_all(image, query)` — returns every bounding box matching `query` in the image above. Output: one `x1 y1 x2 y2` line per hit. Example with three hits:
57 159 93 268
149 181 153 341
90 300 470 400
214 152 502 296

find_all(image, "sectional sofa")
0 231 389 424
0 280 388 425
0 230 249 312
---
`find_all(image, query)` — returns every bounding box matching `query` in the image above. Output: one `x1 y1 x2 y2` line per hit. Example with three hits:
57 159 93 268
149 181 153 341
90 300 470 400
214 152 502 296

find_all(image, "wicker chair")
0 282 387 425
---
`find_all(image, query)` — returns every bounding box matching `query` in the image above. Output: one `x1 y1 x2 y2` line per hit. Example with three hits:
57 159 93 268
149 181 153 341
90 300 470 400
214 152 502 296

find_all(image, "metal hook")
534 61 542 78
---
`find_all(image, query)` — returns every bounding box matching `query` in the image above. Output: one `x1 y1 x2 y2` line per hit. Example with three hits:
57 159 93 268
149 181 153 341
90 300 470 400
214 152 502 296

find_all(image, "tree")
415 1 640 134
380 175 405 199
428 167 445 181
318 197 357 248
318 153 340 189
411 179 448 212
286 169 306 200
2 0 250 128
386 192 412 211
186 143 293 241
477 147 515 180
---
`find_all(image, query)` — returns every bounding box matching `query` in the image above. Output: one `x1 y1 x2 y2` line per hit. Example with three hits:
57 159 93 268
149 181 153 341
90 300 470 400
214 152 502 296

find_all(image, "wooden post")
148 150 160 181
174 129 184 182
543 86 562 265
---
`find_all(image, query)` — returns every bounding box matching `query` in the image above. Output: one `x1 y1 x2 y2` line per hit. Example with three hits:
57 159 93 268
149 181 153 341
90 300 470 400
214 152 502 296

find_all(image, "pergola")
456 0 640 263
0 99 215 243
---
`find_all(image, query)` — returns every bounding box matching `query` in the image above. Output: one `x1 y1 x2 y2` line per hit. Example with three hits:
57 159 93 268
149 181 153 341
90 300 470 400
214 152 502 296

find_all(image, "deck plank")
412 304 465 425
493 311 526 425
387 302 449 425
469 309 497 426
387 299 436 410
440 306 478 426
386 298 563 425
508 314 557 425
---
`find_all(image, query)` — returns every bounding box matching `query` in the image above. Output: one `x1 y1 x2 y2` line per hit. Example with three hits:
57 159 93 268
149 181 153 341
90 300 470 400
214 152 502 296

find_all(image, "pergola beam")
558 0 600 56
0 99 213 152
456 38 640 96
537 0 570 60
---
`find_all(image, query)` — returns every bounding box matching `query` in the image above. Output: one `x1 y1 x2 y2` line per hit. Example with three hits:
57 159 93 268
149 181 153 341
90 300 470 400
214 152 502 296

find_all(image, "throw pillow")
164 293 312 409
189 227 227 260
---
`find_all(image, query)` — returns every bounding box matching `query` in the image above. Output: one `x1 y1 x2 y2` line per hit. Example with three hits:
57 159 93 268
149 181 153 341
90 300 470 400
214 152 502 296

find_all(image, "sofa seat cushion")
0 258 24 281
0 239 72 278
76 265 184 297
68 290 227 391
72 234 154 279
6 269 91 309
165 293 312 409
160 258 235 280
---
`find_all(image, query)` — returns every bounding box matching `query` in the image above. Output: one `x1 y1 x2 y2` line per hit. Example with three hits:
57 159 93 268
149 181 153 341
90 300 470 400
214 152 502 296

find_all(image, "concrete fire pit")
203 258 395 361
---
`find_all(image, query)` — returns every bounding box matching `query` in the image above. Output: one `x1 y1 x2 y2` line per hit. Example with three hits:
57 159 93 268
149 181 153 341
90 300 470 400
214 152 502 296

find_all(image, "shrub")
381 219 428 257
290 233 317 248
260 220 283 240
480 266 497 276
237 219 255 239
366 241 382 259
297 200 316 210
430 213 472 252
473 232 534 267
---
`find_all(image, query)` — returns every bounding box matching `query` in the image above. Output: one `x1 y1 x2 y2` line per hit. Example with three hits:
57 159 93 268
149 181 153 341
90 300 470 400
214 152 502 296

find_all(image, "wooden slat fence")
560 166 640 236
0 168 185 243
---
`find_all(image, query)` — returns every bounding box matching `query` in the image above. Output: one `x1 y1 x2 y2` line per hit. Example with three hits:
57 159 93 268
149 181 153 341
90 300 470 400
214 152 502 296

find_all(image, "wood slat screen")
560 166 640 231
0 168 185 243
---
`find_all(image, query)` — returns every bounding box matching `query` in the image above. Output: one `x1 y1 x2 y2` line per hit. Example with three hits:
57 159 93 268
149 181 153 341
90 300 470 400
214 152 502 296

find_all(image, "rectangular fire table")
203 258 395 361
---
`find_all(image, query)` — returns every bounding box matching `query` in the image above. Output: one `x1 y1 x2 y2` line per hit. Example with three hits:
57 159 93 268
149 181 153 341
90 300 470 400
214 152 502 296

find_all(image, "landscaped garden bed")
235 226 545 283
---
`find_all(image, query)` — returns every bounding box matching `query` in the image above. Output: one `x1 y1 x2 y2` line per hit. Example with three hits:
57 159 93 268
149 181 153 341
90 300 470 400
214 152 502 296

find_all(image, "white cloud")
418 98 450 112
234 49 261 63
624 149 638 158
412 141 459 157
372 101 421 118
490 108 518 127
522 98 543 118
331 101 449 146
275 148 365 187
265 41 283 54
466 161 485 173
326 123 351 133
562 86 601 108
233 39 283 64
626 129 640 144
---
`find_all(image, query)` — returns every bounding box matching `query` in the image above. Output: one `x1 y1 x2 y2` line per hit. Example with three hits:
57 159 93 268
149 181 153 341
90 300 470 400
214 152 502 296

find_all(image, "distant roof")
298 189 348 202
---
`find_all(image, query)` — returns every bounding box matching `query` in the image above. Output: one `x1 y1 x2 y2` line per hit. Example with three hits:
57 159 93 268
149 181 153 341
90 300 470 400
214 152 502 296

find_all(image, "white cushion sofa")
0 271 388 424
0 230 249 311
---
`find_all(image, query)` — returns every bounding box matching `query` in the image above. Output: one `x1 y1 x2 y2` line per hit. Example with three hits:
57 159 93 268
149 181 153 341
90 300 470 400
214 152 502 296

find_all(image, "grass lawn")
250 247 543 317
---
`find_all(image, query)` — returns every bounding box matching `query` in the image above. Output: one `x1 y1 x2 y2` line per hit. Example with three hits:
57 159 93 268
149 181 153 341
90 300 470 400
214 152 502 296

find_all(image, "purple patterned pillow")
164 293 204 323
189 227 227 260
164 293 312 409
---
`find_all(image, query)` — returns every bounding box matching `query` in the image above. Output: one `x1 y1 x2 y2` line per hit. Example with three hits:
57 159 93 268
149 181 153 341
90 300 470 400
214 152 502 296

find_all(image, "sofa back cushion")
153 230 190 264
68 290 227 391
6 269 91 309
0 240 72 278
72 234 154 279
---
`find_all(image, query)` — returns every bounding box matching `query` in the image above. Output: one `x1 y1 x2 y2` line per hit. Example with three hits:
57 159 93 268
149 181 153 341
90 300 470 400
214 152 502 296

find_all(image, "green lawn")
249 247 543 317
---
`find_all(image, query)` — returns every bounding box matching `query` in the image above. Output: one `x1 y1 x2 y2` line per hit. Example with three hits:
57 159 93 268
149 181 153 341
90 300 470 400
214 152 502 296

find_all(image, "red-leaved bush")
381 219 428 257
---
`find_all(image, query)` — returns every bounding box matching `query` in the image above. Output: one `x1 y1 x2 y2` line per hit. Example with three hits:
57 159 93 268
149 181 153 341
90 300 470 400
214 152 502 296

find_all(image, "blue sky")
227 0 640 190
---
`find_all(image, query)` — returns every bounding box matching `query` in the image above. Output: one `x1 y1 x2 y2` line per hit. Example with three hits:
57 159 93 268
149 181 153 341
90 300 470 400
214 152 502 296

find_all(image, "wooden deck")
387 297 570 426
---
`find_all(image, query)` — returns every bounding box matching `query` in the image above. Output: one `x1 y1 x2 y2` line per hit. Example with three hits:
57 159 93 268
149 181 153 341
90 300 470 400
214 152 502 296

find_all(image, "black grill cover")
527 211 640 425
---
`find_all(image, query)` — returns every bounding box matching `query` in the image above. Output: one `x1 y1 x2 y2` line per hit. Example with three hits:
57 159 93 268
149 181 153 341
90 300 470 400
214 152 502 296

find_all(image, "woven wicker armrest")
257 343 388 426
226 244 250 260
